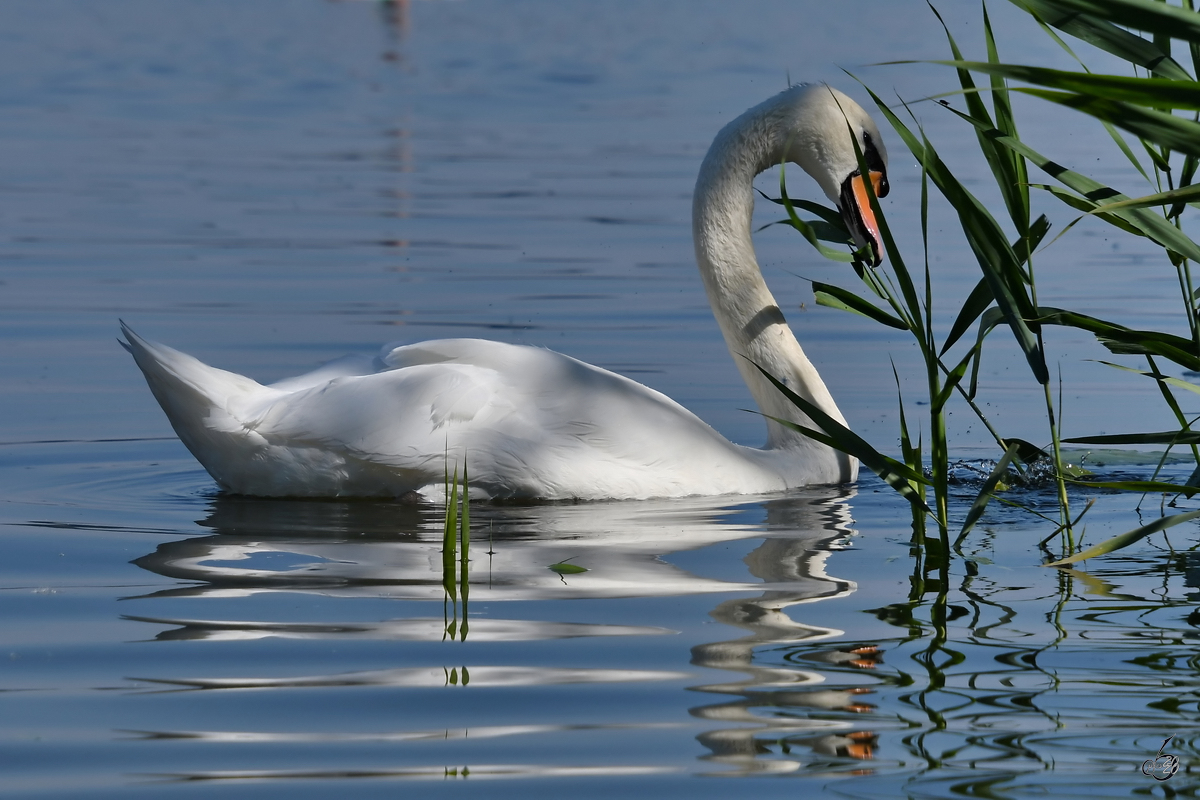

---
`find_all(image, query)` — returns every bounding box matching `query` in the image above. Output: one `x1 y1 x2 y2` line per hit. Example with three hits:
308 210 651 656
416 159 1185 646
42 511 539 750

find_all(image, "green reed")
442 461 470 641
776 0 1200 562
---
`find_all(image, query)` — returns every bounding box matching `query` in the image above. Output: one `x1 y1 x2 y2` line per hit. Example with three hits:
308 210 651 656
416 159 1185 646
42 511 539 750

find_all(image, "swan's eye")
861 132 889 197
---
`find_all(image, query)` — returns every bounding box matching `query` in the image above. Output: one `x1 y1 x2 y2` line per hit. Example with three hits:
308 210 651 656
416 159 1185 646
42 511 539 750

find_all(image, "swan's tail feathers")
119 321 268 446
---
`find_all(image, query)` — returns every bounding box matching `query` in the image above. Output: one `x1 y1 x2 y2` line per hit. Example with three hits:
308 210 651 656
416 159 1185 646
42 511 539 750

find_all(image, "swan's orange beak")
840 169 888 267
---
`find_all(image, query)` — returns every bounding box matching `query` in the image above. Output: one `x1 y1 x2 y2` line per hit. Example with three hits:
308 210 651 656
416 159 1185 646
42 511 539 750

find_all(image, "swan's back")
123 326 802 499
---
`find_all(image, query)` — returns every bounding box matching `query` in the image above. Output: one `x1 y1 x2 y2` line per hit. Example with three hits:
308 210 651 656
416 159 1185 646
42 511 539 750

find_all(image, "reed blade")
960 443 1021 538
933 61 1200 109
813 282 910 330
1065 431 1200 445
1045 509 1200 566
1009 0 1192 77
860 86 1048 384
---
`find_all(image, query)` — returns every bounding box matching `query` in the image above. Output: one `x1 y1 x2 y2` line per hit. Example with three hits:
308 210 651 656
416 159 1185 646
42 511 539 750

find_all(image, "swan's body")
123 84 888 500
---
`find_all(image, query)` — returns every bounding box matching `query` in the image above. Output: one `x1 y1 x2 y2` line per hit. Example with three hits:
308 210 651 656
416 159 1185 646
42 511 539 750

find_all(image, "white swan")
122 84 889 500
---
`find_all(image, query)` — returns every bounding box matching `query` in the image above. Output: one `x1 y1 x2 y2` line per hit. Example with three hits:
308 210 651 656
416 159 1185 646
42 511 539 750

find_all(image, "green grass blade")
1002 437 1051 462
765 410 932 509
765 217 854 244
1001 5 1155 179
944 104 1200 263
928 1 993 125
892 362 927 516
1064 431 1200 445
443 465 459 602
960 442 1021 537
1173 153 1199 216
779 165 855 263
459 462 470 593
1102 121 1152 182
942 215 1049 356
753 363 931 508
930 3 1016 225
1072 479 1200 496
835 89 925 330
1014 213 1052 265
1140 137 1171 173
985 5 1033 234
1044 509 1200 566
447 466 459 551
894 362 918 470
1082 183 1200 213
1030 0 1200 45
934 344 980 411
968 307 1009 399
1096 359 1200 395
943 277 995 354
1142 354 1200 468
757 190 848 229
929 5 1031 234
783 218 856 262
813 282 910 330
1018 89 1200 159
1190 0 1200 77
860 86 1048 384
1035 306 1200 370
1009 0 1192 78
934 62 1200 110
1030 184 1149 236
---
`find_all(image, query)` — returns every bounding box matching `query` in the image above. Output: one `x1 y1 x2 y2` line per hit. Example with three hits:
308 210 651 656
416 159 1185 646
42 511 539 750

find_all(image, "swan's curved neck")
692 90 853 480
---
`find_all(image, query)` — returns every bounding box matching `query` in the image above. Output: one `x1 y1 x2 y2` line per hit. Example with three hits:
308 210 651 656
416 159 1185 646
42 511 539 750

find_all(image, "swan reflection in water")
125 490 880 778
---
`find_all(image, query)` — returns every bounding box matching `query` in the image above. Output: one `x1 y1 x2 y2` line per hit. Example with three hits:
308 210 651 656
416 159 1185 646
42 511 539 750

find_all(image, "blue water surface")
2 2 1199 798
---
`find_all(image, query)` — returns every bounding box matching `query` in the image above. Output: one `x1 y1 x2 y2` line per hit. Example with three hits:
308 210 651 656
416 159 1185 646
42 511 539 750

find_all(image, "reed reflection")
126 491 1200 787
685 497 880 775
131 493 854 603
125 490 877 777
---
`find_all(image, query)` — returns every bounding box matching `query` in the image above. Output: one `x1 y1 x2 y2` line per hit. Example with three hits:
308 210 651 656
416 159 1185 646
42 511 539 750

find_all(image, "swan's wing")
247 360 528 464
267 354 381 392
246 339 756 498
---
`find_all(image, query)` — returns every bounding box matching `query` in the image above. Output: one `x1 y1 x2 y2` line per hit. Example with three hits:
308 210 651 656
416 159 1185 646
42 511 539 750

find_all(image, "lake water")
3 1 1199 797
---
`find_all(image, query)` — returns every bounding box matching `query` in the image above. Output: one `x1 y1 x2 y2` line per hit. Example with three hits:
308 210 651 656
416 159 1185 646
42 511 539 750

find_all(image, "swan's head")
784 85 890 266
